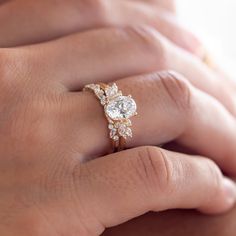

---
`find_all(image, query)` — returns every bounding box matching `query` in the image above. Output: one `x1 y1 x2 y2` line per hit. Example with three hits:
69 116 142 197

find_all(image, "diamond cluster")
84 84 106 105
84 83 137 142
108 120 133 141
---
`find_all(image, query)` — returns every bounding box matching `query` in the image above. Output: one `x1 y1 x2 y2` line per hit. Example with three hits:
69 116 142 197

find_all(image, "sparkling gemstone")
94 85 101 91
105 96 137 120
114 122 120 128
109 128 117 138
113 135 119 141
100 96 106 105
108 124 114 129
105 83 118 98
96 90 105 99
118 124 132 138
125 119 132 126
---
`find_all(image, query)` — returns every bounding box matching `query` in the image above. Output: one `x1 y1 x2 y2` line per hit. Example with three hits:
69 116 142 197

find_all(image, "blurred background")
177 0 236 77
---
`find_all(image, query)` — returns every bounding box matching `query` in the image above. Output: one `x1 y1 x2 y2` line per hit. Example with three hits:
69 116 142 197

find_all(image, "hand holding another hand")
0 1 236 235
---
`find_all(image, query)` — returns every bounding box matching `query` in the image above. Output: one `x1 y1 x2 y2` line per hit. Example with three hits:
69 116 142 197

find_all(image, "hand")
1 27 236 235
1 0 235 114
1 24 234 172
2 0 235 117
1 0 235 235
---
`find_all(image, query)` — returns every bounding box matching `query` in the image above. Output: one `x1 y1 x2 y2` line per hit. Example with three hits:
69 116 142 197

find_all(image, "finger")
8 26 236 117
20 26 236 116
164 36 236 116
77 146 236 228
0 0 98 47
118 1 201 55
0 0 200 56
67 71 236 175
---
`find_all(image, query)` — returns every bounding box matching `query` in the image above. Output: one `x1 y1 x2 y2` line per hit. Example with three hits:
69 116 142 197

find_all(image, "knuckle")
122 25 167 68
158 70 192 112
134 146 172 194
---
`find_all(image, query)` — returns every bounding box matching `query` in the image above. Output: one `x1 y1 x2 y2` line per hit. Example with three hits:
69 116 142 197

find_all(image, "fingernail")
223 178 236 205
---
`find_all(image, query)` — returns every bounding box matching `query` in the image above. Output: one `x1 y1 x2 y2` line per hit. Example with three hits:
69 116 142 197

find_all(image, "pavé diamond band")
83 83 137 152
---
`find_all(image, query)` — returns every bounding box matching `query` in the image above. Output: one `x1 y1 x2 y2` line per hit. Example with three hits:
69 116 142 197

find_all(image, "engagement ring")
83 83 137 152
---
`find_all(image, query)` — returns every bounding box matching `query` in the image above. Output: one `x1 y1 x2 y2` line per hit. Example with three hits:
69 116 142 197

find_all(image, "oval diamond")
105 96 137 120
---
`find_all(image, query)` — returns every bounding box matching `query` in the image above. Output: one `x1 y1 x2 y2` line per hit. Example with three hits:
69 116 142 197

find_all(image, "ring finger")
68 71 236 175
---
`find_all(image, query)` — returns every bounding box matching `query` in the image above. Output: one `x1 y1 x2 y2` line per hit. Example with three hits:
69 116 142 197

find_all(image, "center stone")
105 96 137 120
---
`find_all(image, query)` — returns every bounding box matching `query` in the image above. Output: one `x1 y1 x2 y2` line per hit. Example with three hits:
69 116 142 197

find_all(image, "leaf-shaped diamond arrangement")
85 84 107 105
105 83 118 98
108 121 133 140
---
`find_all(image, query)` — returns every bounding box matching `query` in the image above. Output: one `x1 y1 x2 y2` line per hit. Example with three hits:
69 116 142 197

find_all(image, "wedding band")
83 83 137 152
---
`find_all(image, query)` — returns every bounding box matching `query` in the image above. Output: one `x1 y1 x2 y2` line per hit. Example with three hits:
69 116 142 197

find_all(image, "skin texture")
0 46 236 235
0 0 236 235
1 27 236 173
0 1 235 118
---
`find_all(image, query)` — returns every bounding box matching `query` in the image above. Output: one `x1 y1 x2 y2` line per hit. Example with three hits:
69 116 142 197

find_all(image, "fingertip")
200 177 236 215
222 178 236 207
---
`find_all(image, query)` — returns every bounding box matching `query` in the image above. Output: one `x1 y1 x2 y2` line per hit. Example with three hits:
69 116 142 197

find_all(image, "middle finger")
15 27 236 116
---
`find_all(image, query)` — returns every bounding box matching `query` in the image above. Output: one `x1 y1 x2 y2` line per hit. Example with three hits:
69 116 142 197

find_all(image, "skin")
0 30 236 235
0 0 199 54
0 0 236 235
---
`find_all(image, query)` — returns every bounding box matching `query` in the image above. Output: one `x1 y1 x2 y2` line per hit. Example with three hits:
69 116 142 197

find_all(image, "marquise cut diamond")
105 96 137 120
118 124 132 138
105 83 118 98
